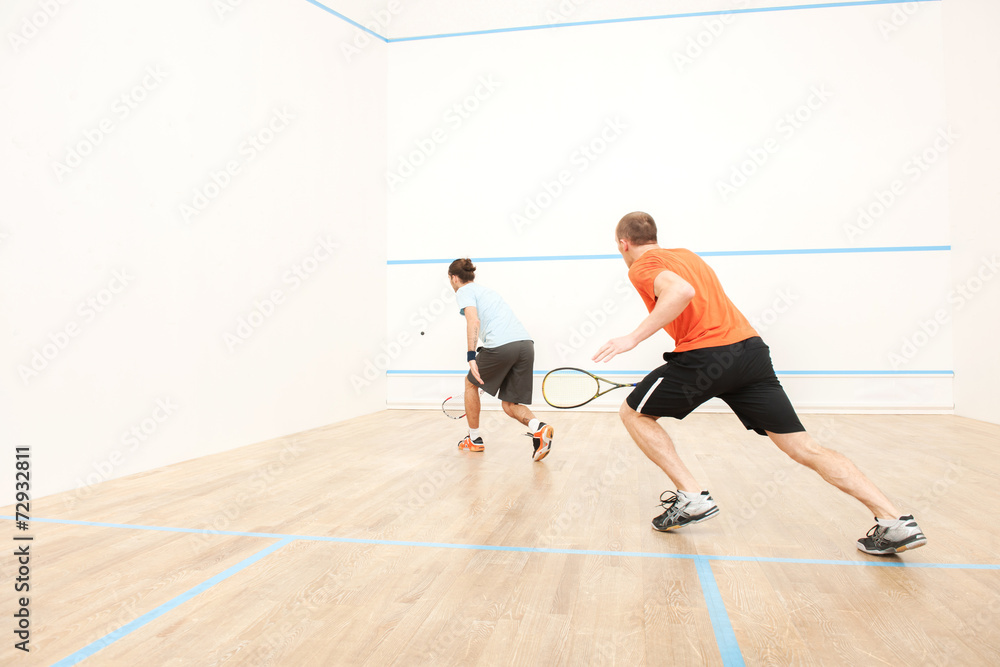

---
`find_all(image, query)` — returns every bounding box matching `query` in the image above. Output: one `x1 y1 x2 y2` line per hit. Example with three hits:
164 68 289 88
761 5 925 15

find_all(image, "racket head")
542 367 602 409
441 395 466 419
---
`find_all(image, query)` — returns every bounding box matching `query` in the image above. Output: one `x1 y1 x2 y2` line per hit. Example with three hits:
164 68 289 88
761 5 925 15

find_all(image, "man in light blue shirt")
448 258 553 461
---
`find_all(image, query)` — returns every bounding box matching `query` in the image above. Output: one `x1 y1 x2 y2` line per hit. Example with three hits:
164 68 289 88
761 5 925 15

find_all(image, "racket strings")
441 396 466 419
542 372 601 408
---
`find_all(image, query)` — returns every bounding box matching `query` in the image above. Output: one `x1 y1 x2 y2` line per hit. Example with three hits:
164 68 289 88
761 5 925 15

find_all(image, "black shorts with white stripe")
624 336 804 436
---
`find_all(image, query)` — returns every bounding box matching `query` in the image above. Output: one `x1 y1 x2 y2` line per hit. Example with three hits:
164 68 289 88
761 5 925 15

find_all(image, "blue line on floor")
696 557 746 667
7 516 997 570
50 537 294 666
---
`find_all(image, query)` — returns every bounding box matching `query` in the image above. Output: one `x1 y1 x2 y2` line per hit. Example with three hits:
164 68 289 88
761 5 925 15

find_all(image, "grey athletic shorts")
467 340 534 404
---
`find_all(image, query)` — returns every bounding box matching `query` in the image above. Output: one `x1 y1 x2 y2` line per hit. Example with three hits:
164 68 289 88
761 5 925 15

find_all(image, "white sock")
528 419 541 432
469 428 480 440
876 516 903 527
677 489 701 502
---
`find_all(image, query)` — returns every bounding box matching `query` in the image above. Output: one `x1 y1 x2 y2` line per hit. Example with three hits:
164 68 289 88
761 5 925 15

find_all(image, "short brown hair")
448 258 476 282
616 211 658 245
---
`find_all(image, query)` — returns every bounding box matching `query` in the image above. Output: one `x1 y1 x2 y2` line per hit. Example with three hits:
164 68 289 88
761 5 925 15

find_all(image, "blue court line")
7 517 998 570
387 245 950 265
696 557 746 667
384 0 941 43
386 369 953 376
302 0 389 42
51 537 294 667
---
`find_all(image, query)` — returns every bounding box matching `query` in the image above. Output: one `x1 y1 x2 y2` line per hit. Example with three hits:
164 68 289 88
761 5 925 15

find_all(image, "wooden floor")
3 410 1000 666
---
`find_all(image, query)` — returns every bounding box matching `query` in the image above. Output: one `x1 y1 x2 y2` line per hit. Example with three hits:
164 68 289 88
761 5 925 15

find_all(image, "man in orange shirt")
594 212 926 555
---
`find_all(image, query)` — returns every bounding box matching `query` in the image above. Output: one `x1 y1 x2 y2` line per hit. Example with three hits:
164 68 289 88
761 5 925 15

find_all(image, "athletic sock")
876 516 903 528
528 419 541 432
676 489 700 502
469 428 481 440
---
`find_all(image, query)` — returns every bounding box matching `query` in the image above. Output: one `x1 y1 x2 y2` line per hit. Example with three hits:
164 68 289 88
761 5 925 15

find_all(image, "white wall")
944 0 1000 426
385 2 954 412
1 0 387 500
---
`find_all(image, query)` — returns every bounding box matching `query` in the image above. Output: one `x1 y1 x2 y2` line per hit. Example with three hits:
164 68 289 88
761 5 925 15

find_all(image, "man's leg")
464 377 481 429
620 401 719 531
501 401 533 427
620 402 700 493
497 341 553 462
767 430 899 519
501 401 553 462
457 377 486 452
768 430 927 554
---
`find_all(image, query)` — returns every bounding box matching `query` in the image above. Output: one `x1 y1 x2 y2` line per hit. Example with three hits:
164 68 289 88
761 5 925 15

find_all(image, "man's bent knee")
620 401 657 423
769 430 822 464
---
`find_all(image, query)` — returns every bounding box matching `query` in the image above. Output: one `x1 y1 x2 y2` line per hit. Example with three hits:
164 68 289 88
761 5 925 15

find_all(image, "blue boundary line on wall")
304 0 942 43
387 245 950 265
385 0 942 43
303 0 390 42
51 537 295 666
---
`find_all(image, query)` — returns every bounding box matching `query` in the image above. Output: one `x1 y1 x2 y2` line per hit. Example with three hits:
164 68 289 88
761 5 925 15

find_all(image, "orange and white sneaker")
530 422 553 462
457 435 484 452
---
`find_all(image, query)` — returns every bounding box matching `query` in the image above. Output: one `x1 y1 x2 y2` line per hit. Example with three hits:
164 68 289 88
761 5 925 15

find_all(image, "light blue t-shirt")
456 283 532 348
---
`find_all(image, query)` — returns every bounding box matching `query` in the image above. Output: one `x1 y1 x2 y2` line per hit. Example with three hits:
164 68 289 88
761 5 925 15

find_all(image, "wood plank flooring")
2 410 998 665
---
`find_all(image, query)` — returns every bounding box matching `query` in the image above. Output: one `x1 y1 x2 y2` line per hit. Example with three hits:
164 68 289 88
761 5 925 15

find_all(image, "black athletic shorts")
624 336 804 435
467 340 534 404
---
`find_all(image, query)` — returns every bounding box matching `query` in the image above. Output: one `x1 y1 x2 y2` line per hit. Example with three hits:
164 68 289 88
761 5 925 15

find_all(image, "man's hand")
593 335 637 363
469 359 484 385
